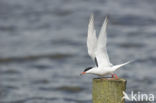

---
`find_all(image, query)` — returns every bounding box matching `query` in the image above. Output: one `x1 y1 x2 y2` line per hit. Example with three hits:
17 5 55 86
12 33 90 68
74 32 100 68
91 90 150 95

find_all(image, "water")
0 0 156 103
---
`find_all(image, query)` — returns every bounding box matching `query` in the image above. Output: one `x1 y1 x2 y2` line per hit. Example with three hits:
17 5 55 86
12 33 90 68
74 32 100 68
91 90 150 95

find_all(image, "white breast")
92 66 114 76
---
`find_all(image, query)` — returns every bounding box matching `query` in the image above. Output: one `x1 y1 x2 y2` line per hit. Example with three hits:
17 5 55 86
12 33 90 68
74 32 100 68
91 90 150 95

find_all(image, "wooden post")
92 78 126 103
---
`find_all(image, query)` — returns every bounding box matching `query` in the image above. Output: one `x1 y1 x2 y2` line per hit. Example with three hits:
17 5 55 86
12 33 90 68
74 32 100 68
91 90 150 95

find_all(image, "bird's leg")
111 74 118 79
111 74 114 78
113 74 118 79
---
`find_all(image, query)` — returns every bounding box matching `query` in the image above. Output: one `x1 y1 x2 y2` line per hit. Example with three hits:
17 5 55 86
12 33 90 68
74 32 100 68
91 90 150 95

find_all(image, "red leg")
113 74 118 79
111 74 114 78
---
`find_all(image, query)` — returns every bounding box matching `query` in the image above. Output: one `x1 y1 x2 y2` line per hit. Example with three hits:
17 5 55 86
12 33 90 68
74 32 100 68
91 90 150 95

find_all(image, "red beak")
80 72 86 76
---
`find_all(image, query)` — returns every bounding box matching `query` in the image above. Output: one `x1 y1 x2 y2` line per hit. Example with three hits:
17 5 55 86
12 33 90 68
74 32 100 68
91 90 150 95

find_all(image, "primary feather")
95 16 112 67
87 14 97 61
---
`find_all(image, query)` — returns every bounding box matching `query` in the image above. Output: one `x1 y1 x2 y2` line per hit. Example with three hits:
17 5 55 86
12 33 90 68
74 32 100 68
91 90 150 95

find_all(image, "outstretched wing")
87 14 97 62
95 17 112 67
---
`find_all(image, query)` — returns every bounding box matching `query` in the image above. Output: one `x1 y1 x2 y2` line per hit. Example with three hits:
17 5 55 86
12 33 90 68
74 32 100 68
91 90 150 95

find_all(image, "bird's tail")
112 61 132 71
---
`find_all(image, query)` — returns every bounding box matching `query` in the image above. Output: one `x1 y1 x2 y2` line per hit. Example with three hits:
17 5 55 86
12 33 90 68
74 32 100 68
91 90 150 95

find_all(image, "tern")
80 14 131 79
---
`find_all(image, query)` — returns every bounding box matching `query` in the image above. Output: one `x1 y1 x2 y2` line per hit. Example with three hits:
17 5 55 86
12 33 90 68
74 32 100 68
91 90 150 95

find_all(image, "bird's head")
80 67 93 75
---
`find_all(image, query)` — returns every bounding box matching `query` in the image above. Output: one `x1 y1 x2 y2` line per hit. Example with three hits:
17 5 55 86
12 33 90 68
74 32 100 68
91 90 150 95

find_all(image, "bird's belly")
94 70 113 76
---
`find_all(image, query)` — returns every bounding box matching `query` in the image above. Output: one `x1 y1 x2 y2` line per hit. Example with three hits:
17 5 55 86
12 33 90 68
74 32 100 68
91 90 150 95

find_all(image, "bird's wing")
87 14 97 62
95 17 112 67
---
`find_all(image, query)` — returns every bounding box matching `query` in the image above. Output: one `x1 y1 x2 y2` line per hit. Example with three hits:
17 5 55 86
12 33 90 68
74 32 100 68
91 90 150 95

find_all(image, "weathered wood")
92 78 126 103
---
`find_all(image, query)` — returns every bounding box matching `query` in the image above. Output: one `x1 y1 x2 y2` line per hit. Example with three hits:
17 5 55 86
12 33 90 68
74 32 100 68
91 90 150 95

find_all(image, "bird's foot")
112 74 118 79
114 74 119 79
111 74 114 78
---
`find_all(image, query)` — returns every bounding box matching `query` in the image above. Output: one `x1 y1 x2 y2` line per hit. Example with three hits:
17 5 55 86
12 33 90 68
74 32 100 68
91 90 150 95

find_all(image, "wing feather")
95 16 112 67
87 14 97 61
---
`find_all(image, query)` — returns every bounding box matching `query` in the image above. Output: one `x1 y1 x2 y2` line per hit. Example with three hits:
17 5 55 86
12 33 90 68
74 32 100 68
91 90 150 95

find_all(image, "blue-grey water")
0 0 156 103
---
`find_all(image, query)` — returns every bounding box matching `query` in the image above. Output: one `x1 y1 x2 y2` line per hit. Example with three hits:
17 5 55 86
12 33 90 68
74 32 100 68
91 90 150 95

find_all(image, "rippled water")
0 0 156 103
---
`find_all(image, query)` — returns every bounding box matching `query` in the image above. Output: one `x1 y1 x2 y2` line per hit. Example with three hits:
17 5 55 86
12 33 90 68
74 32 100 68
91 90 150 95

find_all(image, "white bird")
80 14 131 79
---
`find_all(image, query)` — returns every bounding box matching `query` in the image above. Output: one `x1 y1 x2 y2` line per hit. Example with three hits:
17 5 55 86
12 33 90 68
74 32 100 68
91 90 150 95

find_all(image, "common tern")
80 14 131 79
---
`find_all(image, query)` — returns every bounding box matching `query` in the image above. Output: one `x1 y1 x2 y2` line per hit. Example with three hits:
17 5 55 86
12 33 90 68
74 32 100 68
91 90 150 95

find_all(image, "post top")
93 77 126 82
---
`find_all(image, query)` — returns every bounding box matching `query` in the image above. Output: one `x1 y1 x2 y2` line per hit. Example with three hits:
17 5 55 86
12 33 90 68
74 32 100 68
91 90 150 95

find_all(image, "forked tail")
113 61 132 71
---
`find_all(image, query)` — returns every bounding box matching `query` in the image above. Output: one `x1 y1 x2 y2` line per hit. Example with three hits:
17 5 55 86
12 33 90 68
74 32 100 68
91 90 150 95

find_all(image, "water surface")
0 0 156 103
